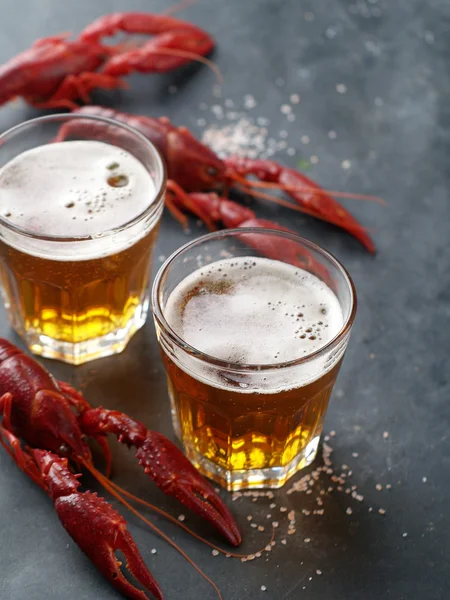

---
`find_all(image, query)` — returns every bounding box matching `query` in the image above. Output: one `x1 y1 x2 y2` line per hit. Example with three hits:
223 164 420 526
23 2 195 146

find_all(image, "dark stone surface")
0 0 449 599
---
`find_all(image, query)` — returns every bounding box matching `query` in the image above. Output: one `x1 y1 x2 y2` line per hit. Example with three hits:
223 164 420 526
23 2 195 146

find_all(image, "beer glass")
152 229 356 490
0 114 166 364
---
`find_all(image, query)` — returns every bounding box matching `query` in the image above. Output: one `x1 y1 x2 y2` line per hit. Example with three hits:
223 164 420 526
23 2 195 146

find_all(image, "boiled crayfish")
0 12 214 109
0 338 241 599
56 105 380 253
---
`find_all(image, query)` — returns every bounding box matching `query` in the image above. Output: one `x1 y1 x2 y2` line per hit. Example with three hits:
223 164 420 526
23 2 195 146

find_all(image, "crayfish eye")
207 167 218 176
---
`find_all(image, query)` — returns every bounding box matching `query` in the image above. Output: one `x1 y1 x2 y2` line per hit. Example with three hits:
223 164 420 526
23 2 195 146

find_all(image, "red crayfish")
0 11 215 109
0 338 241 599
56 105 381 252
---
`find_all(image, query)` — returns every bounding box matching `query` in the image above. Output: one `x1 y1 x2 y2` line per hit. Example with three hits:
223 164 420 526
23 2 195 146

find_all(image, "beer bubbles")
0 141 155 242
165 256 344 382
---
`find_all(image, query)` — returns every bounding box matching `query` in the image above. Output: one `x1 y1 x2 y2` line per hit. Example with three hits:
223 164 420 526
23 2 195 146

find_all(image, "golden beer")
162 352 343 477
0 115 165 363
0 225 159 346
153 231 356 490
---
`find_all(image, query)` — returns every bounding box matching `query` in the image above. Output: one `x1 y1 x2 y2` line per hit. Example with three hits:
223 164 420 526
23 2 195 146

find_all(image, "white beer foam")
165 257 345 392
0 141 158 259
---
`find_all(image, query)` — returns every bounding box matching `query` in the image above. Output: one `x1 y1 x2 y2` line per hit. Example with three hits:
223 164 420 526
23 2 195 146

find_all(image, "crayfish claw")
54 487 163 599
138 432 242 547
112 527 164 600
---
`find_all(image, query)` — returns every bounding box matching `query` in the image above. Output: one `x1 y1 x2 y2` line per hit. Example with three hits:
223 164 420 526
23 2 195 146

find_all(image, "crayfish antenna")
230 173 386 204
164 0 198 17
106 477 276 561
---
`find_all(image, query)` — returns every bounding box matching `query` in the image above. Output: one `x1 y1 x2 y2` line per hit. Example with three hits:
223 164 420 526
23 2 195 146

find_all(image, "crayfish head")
168 126 226 191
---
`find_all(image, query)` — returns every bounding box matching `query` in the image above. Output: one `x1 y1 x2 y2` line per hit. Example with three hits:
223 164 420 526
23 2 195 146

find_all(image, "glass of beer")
152 229 356 490
0 114 166 364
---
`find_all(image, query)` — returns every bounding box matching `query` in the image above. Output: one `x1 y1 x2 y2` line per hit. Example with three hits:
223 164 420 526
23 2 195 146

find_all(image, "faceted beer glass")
0 114 166 364
152 229 356 491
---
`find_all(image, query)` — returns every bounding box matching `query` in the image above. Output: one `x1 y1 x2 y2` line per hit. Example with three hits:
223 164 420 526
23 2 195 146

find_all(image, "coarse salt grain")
422 477 427 483
328 130 337 139
316 569 322 575
346 507 353 515
301 135 310 144
336 84 347 94
281 539 287 545
258 526 265 532
261 585 267 591
379 508 386 515
376 484 383 491
402 532 408 537
178 514 185 522
247 515 253 521
304 538 311 543
151 549 157 554
352 452 359 458
287 510 295 521
341 160 352 169
383 431 389 439
212 550 219 556
244 94 257 109
290 94 300 104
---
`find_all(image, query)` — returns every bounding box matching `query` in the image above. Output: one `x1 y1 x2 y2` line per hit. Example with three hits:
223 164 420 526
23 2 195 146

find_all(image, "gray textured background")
0 0 449 599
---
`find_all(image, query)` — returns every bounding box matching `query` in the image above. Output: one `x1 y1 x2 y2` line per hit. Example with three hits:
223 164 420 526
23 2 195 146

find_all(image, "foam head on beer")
0 140 156 243
165 256 344 390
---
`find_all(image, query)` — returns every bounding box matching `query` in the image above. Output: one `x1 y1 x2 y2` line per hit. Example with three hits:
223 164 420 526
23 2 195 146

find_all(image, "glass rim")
152 227 357 372
0 113 167 243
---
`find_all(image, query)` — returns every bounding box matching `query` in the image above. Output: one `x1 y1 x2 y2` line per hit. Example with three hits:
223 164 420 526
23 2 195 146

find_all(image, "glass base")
184 435 321 491
20 300 149 365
